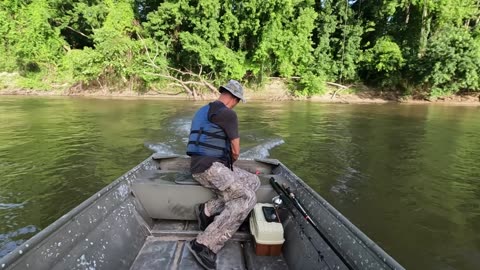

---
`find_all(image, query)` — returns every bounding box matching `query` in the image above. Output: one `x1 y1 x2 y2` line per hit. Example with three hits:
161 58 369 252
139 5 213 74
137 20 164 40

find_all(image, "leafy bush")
296 72 327 96
1 0 480 97
418 27 480 97
361 37 405 87
62 48 104 83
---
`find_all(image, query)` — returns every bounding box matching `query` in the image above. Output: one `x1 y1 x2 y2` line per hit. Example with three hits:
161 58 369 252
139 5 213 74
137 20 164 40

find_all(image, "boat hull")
0 155 404 270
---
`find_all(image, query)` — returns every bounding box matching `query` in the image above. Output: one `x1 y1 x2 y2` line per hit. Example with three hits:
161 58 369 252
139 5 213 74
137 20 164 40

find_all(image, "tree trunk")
418 0 430 57
405 3 410 24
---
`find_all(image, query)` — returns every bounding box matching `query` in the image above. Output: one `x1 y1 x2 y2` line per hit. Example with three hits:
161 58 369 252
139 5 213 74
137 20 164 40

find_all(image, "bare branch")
145 72 193 96
137 33 154 65
166 66 190 76
325 81 350 99
327 82 349 89
140 38 217 98
164 66 218 93
66 26 90 39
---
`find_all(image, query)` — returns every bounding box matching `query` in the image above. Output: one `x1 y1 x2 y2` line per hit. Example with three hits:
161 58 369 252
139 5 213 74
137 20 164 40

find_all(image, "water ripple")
0 225 38 257
0 203 25 210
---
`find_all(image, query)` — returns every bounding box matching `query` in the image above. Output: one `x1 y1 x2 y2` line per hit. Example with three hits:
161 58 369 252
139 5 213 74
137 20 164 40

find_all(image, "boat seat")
131 170 280 220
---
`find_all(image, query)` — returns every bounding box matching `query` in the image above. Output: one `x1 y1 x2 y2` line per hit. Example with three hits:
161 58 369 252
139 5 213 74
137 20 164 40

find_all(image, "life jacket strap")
187 141 225 151
190 129 227 140
195 127 203 145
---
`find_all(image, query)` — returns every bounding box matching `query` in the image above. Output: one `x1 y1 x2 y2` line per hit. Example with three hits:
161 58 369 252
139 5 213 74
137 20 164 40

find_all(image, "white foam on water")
144 118 191 154
240 138 285 160
169 118 191 139
146 115 285 161
144 142 176 155
0 202 25 210
146 137 284 160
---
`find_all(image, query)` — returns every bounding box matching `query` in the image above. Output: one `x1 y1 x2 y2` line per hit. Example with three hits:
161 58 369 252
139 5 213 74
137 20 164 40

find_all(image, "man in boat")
186 80 260 270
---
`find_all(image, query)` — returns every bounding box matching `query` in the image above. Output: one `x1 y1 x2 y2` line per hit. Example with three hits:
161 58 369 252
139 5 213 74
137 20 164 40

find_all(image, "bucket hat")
219 80 245 103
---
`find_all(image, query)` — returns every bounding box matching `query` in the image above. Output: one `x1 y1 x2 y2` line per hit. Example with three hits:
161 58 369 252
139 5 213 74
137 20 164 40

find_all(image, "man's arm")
231 138 240 162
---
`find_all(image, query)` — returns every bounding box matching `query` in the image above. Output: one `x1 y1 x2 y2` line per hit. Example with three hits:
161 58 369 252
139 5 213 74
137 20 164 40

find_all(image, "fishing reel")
272 195 283 209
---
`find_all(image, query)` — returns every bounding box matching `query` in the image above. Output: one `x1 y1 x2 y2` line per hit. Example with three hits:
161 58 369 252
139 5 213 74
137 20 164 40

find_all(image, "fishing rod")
270 177 355 270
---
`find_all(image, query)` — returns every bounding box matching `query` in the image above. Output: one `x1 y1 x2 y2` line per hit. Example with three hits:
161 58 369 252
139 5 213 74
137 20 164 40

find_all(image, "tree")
417 26 480 97
13 0 64 72
1 0 480 97
361 36 405 87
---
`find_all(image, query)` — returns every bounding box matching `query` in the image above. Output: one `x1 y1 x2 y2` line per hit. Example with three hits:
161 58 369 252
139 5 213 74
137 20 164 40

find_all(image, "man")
186 80 260 270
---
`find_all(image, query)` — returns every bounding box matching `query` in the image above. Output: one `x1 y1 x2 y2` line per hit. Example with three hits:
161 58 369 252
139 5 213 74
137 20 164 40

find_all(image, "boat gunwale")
0 154 156 268
276 160 405 270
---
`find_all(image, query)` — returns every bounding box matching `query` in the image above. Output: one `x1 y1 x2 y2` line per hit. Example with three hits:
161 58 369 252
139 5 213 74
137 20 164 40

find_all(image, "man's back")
189 100 239 174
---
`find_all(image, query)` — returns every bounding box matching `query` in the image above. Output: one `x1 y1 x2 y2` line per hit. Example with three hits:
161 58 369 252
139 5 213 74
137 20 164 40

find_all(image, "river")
0 96 479 269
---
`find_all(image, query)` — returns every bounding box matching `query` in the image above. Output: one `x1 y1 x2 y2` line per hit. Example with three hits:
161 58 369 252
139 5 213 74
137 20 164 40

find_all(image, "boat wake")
167 118 191 144
240 138 285 159
146 116 284 159
144 142 177 156
145 138 284 160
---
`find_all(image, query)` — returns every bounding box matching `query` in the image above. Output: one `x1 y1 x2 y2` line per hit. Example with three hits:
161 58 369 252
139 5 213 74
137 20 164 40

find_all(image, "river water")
0 96 479 269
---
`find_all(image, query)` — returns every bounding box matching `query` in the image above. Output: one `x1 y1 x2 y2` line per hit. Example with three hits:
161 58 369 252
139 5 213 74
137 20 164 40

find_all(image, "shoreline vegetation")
1 1 480 103
1 75 479 105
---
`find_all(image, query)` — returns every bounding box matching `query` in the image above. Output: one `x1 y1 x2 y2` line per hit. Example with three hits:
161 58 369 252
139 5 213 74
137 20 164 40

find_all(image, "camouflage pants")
192 162 260 253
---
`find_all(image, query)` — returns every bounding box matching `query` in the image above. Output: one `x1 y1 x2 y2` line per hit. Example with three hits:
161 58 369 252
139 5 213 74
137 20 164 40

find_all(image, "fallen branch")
327 82 349 89
327 82 350 100
138 33 217 99
145 72 193 96
167 66 218 94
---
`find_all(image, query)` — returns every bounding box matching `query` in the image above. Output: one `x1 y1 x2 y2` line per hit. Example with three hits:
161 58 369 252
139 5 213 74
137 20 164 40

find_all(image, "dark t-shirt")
190 101 239 174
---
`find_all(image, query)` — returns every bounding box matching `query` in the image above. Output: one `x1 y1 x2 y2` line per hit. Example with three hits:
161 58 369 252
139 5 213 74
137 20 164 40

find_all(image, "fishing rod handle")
269 179 355 270
269 177 284 195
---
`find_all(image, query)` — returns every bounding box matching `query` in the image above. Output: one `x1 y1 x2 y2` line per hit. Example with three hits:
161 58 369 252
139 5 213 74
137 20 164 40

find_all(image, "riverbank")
1 76 479 105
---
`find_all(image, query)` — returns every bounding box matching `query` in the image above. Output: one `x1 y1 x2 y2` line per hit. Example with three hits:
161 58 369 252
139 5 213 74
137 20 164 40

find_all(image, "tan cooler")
249 203 285 256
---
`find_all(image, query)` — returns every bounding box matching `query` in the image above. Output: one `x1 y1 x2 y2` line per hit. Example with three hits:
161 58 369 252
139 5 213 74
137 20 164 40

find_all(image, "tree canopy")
1 0 480 97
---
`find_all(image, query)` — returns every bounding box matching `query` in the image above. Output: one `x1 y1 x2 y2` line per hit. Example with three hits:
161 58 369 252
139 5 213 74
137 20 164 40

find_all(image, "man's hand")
231 138 240 162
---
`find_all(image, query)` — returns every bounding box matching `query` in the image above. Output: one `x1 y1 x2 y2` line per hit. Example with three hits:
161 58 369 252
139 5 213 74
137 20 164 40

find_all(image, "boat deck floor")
130 220 289 270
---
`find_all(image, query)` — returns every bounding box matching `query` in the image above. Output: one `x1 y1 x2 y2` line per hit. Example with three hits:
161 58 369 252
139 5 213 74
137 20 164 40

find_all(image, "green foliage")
143 0 187 47
0 0 480 97
311 0 363 84
62 48 104 83
14 0 64 70
435 0 478 27
49 0 108 49
295 72 327 96
364 37 404 73
417 27 480 96
145 0 246 81
361 37 405 87
253 5 317 78
16 74 52 90
0 7 16 71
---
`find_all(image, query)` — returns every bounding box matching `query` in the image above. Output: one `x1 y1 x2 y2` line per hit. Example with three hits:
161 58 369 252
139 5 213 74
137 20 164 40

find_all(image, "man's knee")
225 184 256 209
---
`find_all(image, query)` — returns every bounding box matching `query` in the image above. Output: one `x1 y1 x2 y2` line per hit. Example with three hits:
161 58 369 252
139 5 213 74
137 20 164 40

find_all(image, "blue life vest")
186 104 231 160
